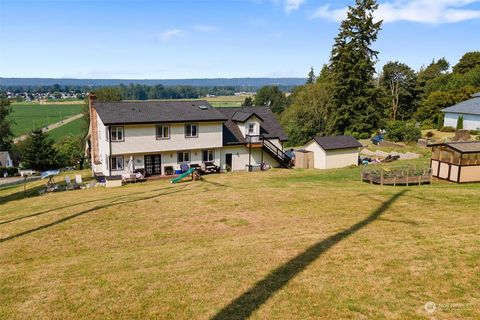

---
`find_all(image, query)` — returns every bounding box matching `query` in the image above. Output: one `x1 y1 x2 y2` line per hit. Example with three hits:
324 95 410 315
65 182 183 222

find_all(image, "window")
111 155 124 171
202 150 214 162
111 126 124 141
185 124 198 138
177 151 191 163
156 125 170 139
247 123 256 135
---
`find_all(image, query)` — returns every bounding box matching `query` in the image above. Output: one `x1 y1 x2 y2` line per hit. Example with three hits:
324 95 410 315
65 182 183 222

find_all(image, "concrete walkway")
13 113 83 143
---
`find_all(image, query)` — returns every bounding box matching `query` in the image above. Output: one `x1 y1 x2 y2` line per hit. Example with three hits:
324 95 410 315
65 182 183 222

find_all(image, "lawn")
9 102 83 136
0 166 479 319
47 117 85 141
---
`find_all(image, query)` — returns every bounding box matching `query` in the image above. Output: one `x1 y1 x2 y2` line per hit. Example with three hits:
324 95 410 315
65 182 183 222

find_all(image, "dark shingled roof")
442 93 480 115
94 100 227 125
217 107 288 145
311 135 362 150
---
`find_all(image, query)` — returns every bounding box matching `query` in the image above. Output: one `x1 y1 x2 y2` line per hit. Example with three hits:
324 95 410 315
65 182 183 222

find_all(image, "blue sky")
0 0 479 79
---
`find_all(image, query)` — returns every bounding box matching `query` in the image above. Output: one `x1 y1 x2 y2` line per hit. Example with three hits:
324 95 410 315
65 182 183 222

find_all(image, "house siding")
93 113 110 175
105 148 222 176
110 122 223 155
444 112 480 130
304 141 358 169
220 146 281 171
324 148 359 169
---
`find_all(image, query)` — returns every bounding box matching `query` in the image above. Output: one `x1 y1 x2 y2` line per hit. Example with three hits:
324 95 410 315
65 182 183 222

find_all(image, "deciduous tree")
453 51 480 74
379 61 417 120
254 86 287 114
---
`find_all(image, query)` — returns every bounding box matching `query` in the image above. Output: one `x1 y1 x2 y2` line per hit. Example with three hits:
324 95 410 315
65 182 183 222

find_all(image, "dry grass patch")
1 167 479 319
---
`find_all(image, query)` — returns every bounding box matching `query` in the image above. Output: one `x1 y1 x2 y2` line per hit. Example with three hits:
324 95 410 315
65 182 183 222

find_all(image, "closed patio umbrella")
128 156 135 174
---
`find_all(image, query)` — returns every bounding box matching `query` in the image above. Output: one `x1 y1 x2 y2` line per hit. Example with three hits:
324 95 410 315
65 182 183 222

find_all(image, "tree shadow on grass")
0 185 189 244
210 190 408 320
0 185 46 206
200 179 229 188
0 186 179 226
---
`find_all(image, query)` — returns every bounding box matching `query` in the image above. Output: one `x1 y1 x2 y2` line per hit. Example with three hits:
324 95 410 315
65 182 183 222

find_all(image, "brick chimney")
88 93 101 164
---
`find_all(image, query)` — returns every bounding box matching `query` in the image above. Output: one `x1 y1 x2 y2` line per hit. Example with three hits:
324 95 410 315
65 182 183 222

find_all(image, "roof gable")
217 106 288 145
312 135 362 151
231 111 264 122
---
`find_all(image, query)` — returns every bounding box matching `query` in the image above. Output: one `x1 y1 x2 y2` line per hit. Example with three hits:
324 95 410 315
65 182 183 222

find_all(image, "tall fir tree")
328 0 382 134
0 95 14 152
21 129 59 171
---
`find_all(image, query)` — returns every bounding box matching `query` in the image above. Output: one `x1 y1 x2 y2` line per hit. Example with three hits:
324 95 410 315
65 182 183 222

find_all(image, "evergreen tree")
306 67 316 84
21 129 59 171
328 0 383 134
0 95 13 152
456 116 464 130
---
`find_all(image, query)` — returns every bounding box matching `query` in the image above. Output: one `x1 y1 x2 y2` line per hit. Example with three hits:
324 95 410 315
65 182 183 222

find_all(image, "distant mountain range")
0 77 306 88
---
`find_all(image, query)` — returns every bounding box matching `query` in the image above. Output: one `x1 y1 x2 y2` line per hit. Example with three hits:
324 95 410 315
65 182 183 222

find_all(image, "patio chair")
65 176 75 190
75 175 83 184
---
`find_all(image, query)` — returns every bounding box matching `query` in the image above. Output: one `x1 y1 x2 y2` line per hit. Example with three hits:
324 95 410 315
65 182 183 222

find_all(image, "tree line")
244 0 480 147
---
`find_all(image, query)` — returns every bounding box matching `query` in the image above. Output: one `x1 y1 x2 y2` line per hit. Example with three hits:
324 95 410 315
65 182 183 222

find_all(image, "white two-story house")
86 94 290 177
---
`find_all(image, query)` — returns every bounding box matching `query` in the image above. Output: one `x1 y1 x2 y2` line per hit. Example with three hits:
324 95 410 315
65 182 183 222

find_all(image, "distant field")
204 95 249 107
47 117 85 141
9 102 82 136
156 95 249 107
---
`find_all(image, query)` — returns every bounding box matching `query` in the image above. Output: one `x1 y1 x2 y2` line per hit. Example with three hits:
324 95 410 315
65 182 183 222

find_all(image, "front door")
225 153 232 171
144 154 161 176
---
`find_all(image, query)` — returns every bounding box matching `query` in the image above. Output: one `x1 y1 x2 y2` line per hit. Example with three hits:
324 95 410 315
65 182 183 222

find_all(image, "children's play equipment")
170 168 199 183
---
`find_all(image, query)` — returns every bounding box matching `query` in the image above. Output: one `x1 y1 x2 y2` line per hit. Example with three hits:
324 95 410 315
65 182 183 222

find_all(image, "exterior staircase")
246 135 292 169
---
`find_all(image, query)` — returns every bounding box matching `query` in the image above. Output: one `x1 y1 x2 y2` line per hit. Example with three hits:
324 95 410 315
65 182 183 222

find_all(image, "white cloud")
194 24 218 32
160 29 183 41
311 0 480 24
310 4 347 22
284 0 305 13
